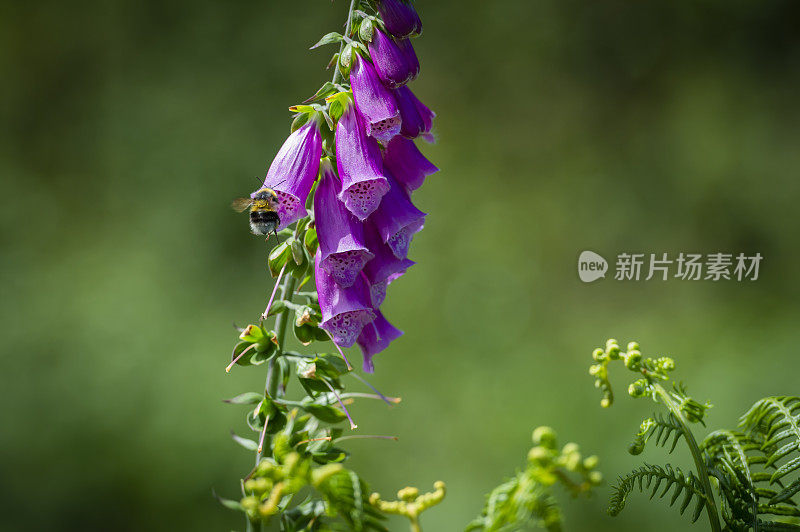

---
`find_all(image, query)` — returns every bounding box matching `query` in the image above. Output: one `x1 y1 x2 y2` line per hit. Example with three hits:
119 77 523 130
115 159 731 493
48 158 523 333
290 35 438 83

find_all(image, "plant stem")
653 383 722 532
332 0 358 85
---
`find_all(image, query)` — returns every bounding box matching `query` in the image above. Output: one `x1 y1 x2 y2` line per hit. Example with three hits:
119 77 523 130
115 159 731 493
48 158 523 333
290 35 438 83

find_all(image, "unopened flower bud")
583 455 599 469
589 471 603 484
592 348 607 362
627 341 640 351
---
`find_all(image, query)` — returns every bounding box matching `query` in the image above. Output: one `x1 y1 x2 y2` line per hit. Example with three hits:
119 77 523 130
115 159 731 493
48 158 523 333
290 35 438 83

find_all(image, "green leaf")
230 430 258 451
291 112 310 132
303 403 347 424
310 31 343 50
303 81 337 104
213 490 245 512
269 241 292 276
291 239 305 265
223 392 263 405
304 225 319 255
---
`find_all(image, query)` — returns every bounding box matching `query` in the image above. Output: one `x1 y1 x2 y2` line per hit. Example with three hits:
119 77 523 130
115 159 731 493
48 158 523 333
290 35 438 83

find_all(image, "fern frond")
471 471 563 532
630 414 684 455
608 464 708 522
317 470 386 532
740 397 800 484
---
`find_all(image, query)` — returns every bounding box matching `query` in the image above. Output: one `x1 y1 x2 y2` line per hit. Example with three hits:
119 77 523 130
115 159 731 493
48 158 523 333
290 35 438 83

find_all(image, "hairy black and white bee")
231 187 280 238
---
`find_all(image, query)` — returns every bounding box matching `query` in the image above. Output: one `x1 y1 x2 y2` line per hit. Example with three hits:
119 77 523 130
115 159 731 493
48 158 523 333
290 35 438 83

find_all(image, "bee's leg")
273 229 279 242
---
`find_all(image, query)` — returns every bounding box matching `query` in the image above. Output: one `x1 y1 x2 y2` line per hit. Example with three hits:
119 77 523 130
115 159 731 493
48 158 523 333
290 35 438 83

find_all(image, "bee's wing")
231 197 254 213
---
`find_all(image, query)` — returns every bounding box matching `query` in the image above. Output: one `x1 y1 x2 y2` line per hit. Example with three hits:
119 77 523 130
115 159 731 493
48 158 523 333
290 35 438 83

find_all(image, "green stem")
332 0 358 85
652 383 722 532
409 516 421 532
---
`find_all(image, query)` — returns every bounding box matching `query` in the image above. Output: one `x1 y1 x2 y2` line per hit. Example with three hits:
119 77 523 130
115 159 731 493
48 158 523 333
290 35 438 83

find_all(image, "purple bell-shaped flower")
369 172 426 259
357 311 404 372
255 119 322 229
350 54 401 144
314 158 374 287
335 97 391 220
368 29 417 89
376 0 422 39
363 218 414 306
383 136 438 194
316 251 376 348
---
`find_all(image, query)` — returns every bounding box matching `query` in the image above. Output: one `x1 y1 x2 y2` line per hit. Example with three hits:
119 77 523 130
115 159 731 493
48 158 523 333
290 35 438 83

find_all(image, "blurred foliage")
1 0 800 530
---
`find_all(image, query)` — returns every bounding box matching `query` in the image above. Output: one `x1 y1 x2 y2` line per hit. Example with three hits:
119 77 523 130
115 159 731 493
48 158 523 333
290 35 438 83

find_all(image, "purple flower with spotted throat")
316 251 376 348
370 172 426 259
368 29 417 89
314 158 374 287
335 96 390 220
357 311 403 372
363 218 414 307
350 54 401 144
376 0 422 39
255 119 322 229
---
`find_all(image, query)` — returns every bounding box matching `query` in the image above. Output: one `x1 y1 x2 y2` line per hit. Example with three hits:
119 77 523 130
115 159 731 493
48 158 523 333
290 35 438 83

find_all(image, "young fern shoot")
590 339 800 532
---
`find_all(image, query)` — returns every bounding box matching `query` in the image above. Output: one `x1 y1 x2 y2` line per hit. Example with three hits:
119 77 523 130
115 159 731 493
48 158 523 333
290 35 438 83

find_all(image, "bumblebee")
231 187 280 238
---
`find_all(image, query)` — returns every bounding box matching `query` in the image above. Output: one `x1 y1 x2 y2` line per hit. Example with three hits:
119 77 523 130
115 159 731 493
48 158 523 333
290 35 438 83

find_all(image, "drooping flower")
350 54 401 144
255 119 322 229
363 218 414 306
357 310 404 372
383 136 438 193
394 85 435 141
369 172 426 259
316 251 376 348
395 85 435 142
397 38 419 79
395 86 424 138
335 98 391 220
368 29 417 89
376 0 422 39
314 158 374 287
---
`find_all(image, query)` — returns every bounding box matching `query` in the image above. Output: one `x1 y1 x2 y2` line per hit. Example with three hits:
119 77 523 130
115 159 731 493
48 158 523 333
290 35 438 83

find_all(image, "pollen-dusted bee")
231 187 281 238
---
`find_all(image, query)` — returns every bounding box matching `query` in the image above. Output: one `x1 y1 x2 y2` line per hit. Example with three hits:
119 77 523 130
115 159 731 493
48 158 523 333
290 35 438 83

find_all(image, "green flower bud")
626 341 640 352
532 426 557 449
583 455 599 469
589 471 603 485
605 339 621 359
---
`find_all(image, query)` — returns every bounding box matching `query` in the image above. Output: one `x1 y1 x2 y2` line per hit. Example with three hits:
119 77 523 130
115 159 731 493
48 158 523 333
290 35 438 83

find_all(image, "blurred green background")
2 0 800 530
